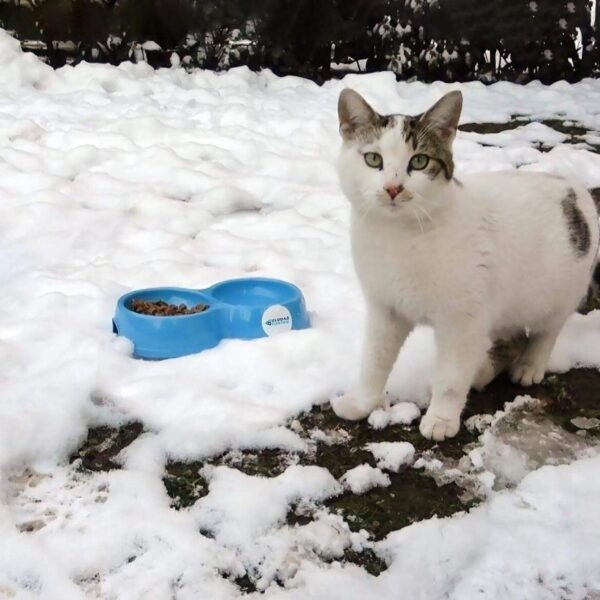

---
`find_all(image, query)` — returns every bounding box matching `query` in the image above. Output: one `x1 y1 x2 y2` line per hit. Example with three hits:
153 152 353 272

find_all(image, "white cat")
332 88 599 440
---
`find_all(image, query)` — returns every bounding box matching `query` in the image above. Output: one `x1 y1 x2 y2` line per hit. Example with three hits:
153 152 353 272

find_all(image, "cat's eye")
409 154 429 171
364 152 383 170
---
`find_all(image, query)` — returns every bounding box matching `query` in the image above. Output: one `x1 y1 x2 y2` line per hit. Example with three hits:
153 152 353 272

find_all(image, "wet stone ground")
71 116 600 591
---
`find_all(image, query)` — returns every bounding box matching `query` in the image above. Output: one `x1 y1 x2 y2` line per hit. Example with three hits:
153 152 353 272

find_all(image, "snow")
377 455 600 600
195 465 341 549
141 41 162 52
0 26 600 598
466 396 597 489
571 416 600 430
191 465 343 589
365 442 415 472
268 459 600 599
416 396 599 495
340 464 391 494
368 401 421 429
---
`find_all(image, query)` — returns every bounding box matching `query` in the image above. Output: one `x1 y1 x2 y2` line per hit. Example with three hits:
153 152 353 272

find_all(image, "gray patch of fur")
562 189 591 257
402 115 454 180
343 114 396 144
402 115 421 147
489 333 529 369
474 332 529 390
423 157 444 179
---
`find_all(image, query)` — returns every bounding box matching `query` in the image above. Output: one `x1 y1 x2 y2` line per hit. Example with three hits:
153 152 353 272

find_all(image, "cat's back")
459 170 598 250
461 169 597 251
460 170 595 217
457 169 598 330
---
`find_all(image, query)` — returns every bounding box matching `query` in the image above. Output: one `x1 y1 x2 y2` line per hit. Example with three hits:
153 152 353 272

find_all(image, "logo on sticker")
262 305 293 336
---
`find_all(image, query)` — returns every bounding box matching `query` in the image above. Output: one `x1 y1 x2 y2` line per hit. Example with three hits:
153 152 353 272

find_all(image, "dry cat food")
130 298 208 316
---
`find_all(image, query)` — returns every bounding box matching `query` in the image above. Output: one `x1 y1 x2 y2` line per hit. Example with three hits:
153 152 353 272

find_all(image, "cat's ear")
420 91 462 142
338 89 378 140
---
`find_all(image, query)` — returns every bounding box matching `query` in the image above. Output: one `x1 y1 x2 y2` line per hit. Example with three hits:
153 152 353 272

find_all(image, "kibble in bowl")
129 298 208 316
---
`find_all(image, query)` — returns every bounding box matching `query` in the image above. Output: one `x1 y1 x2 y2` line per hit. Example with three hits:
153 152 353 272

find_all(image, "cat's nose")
384 184 404 200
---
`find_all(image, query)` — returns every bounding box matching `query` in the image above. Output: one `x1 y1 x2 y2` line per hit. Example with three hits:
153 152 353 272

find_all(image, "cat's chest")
350 215 469 321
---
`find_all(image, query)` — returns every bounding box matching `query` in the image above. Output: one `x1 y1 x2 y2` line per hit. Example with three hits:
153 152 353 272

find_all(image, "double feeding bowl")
113 277 310 359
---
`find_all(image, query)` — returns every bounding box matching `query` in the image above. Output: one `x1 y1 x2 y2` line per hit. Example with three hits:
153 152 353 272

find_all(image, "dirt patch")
162 449 296 510
70 422 144 471
163 460 209 509
459 117 587 138
459 118 528 134
540 370 600 439
160 405 481 561
466 368 600 440
68 367 600 585
159 367 600 546
538 119 588 138
221 546 386 593
459 118 600 153
292 404 479 540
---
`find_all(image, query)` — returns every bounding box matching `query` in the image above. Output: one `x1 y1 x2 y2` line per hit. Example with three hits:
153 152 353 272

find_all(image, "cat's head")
337 89 462 219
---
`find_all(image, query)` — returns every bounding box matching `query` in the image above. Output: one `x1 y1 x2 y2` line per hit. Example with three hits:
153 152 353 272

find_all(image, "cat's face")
337 89 462 220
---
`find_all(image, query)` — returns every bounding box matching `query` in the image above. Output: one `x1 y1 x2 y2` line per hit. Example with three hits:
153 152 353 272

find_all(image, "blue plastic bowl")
112 277 310 359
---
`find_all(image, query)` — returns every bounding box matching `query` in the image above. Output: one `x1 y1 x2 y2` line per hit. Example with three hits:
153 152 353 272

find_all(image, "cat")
331 88 599 440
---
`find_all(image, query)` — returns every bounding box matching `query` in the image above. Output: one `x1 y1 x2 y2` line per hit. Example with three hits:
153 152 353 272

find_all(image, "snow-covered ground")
1 28 600 599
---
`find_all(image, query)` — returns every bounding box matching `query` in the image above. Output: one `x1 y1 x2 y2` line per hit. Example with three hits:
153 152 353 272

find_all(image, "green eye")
409 154 429 171
364 152 383 169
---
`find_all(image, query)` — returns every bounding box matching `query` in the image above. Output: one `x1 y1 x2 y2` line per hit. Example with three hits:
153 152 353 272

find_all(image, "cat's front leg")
332 303 412 421
420 322 490 441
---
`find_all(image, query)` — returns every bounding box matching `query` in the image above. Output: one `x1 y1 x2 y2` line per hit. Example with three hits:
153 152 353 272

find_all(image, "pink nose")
385 185 403 200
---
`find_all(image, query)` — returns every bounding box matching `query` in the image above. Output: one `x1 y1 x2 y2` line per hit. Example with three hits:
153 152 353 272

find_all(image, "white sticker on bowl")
262 305 292 336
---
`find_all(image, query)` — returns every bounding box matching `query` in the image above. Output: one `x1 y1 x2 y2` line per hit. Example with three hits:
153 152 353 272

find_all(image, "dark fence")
0 0 597 84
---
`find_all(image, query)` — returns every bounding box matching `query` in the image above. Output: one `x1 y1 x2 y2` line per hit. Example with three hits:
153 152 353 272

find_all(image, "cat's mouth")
377 203 406 217
378 192 414 214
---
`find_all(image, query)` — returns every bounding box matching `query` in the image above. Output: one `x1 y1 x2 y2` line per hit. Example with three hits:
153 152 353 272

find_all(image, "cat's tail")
593 260 600 295
583 189 600 311
581 260 600 313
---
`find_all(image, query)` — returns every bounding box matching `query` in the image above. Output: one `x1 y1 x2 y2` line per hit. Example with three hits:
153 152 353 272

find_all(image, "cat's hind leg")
510 320 565 386
472 355 498 392
332 304 412 421
472 333 529 391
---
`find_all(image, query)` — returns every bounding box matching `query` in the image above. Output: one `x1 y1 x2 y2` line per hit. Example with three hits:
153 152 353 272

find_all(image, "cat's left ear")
338 89 379 140
420 90 462 142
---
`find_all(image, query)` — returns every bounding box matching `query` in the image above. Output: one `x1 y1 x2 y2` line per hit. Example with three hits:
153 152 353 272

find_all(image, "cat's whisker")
411 206 425 234
413 203 434 226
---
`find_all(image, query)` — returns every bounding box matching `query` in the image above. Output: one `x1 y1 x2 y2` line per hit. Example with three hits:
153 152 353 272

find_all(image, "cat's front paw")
330 388 382 421
510 361 545 387
419 410 460 441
